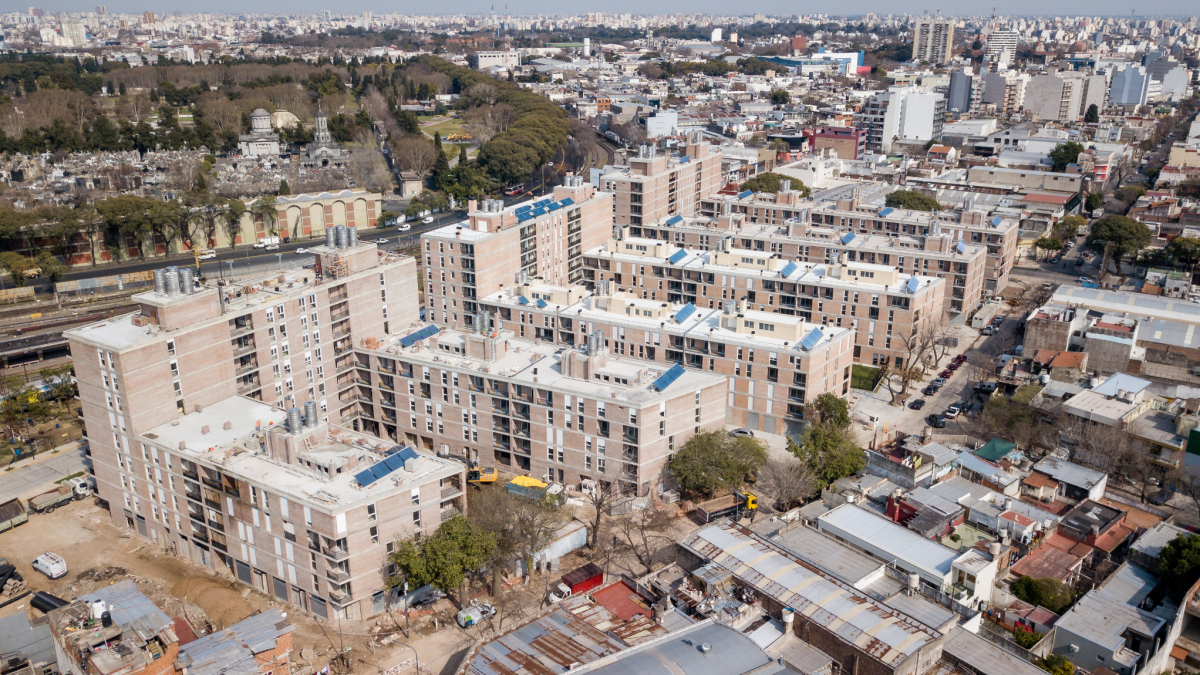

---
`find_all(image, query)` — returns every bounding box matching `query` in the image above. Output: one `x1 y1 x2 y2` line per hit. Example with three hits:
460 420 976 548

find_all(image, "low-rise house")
1029 457 1108 502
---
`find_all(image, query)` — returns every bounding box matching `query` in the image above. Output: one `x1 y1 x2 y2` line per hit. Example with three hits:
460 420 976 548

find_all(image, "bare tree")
348 142 394 193
469 486 566 595
1068 421 1134 475
582 481 619 550
614 506 673 574
393 135 437 179
757 456 816 511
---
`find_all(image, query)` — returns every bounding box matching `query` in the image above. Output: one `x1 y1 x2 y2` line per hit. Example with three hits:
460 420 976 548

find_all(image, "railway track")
0 304 136 338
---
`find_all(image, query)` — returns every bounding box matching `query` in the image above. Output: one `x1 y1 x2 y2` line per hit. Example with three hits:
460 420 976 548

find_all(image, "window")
370 526 379 544
367 503 376 521
412 512 421 528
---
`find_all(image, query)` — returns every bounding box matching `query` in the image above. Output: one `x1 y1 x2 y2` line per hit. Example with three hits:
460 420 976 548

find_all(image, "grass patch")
423 118 471 142
55 471 86 485
851 364 881 390
1012 384 1044 404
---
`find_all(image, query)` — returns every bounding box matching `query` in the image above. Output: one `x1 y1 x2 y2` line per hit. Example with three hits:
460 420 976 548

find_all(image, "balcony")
235 362 258 376
331 327 351 340
330 310 350 323
232 343 257 358
441 485 463 499
441 507 462 522
326 568 350 584
237 380 262 395
323 546 350 562
328 588 350 604
208 518 225 532
230 324 255 339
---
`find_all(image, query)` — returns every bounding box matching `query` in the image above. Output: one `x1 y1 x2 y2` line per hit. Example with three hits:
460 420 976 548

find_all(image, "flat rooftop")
140 396 459 512
364 326 726 407
818 504 962 581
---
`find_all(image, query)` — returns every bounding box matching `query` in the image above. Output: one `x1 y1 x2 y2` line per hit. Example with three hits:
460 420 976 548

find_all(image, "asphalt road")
0 443 90 504
25 210 465 290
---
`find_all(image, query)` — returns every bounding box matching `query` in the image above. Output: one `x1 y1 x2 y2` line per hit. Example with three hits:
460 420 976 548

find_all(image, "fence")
55 271 155 297
0 287 35 304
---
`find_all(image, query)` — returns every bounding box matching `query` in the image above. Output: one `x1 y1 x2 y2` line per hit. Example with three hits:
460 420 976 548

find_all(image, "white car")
33 552 68 579
374 238 388 244
265 244 279 251
197 249 217 260
422 216 435 224
397 224 411 232
295 248 308 254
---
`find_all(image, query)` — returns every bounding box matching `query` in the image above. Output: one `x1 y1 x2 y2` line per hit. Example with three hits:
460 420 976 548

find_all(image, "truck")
695 491 756 523
253 236 280 250
0 498 28 533
970 302 1000 329
28 481 89 514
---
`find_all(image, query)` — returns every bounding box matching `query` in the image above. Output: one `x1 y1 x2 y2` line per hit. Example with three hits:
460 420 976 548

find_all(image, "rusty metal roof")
679 523 941 668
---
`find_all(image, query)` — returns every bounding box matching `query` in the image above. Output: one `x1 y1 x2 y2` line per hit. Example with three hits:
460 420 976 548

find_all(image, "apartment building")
687 189 992 312
912 17 955 64
65 233 438 621
420 176 612 330
811 126 867 160
598 135 723 227
1023 72 1104 122
583 234 946 367
476 281 857 436
856 86 947 153
352 320 727 496
982 71 1031 116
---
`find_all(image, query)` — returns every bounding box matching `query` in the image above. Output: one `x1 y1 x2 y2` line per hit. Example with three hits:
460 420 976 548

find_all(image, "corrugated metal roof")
81 580 172 641
679 523 941 667
179 610 294 675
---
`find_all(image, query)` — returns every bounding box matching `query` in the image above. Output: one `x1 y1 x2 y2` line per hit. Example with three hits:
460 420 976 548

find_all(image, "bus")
503 183 524 196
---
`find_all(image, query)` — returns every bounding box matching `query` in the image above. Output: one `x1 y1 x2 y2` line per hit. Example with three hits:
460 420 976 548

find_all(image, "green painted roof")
975 437 1017 462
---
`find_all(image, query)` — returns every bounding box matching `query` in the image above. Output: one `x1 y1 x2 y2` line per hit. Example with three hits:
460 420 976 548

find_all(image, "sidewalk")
0 439 90 503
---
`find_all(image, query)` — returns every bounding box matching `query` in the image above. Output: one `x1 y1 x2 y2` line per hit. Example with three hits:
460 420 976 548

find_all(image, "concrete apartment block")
599 135 723 227
583 233 946 368
477 282 856 436
354 322 728 495
420 176 613 330
66 234 429 621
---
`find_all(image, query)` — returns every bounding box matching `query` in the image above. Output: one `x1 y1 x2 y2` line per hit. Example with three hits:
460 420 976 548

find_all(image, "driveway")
0 443 90 503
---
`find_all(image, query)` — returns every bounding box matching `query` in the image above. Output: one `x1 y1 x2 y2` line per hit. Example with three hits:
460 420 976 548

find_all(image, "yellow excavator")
467 466 497 487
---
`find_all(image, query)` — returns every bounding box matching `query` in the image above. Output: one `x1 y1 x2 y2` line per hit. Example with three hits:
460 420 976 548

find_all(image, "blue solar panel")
840 232 856 244
906 277 920 293
535 298 547 308
780 261 798 276
516 205 532 213
674 303 697 323
354 446 421 487
559 198 574 206
651 363 686 392
878 207 894 217
665 215 684 226
956 240 966 254
991 216 1003 226
738 190 753 199
517 213 533 223
399 325 440 348
679 155 691 164
800 328 824 351
667 249 688 264
517 295 530 305
548 202 562 211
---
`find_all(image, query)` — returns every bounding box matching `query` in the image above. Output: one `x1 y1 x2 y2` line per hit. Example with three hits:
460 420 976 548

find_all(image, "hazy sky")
38 0 1198 19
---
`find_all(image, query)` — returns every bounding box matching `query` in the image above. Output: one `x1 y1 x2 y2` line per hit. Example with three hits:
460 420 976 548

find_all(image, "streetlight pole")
392 639 419 675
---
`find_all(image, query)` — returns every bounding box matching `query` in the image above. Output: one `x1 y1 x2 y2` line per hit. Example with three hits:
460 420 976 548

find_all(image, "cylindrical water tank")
179 267 194 294
336 224 347 249
91 599 107 620
326 227 336 249
164 270 180 297
347 226 358 248
781 607 795 625
304 400 319 428
287 406 303 434
1040 373 1051 385
153 269 166 295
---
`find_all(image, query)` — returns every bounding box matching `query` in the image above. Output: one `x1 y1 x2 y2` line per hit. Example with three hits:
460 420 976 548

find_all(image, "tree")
1049 142 1085 172
740 172 811 196
387 515 494 597
770 90 790 105
278 179 290 196
757 457 816 510
1084 104 1100 123
789 423 864 489
1167 237 1200 271
1087 214 1151 261
1117 184 1146 204
1157 533 1200 603
614 507 673 573
1085 191 1104 212
885 190 942 212
806 392 851 429
394 135 438 179
1054 215 1086 242
581 481 618 550
1012 628 1044 649
1038 654 1075 675
0 252 34 287
669 431 768 497
468 485 565 595
1009 576 1075 614
1033 237 1062 258
36 251 67 283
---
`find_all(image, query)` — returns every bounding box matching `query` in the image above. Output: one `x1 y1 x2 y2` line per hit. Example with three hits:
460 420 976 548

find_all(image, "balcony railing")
232 344 257 358
237 381 262 395
330 310 350 323
328 588 350 604
441 485 462 499
235 362 258 376
441 507 462 522
323 546 349 562
326 568 350 583
230 324 255 338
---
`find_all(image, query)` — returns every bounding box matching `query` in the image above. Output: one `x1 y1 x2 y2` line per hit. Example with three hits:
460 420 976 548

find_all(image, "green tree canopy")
1157 533 1200 602
1167 237 1200 271
885 190 942 212
1087 214 1151 261
1039 654 1074 675
806 392 851 429
789 421 865 489
740 172 811 196
1034 237 1062 253
1085 191 1104 212
1009 576 1075 614
1084 104 1099 123
1117 185 1147 204
1054 215 1086 241
1049 141 1085 172
669 431 768 497
0 252 34 287
387 515 494 593
770 90 790 105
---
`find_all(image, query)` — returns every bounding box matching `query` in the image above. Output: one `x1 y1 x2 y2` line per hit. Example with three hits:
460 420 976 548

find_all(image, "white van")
33 552 67 579
198 249 217 260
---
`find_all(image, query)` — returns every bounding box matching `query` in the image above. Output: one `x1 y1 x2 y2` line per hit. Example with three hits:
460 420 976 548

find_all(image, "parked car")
374 238 389 244
1149 489 1172 506
1079 276 1096 284
940 369 953 378
422 216 435 224
295 248 309 254
909 399 926 410
943 408 959 420
981 326 995 336
198 249 217 260
927 414 947 429
932 377 946 387
1076 258 1086 267
730 428 755 438
32 552 67 579
953 354 967 364
947 361 962 370
410 588 446 608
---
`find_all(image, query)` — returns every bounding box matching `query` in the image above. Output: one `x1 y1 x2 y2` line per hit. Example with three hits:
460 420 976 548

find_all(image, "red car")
953 354 967 363
947 361 962 370
940 369 954 378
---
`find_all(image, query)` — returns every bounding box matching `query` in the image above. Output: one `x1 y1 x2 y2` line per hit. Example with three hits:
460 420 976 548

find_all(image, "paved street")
0 443 90 503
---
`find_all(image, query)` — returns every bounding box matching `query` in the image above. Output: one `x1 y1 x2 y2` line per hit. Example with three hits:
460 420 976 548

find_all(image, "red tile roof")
1049 352 1086 369
1023 472 1060 490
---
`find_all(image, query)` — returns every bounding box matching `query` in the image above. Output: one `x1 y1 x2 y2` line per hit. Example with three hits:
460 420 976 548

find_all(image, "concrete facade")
599 137 723 227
